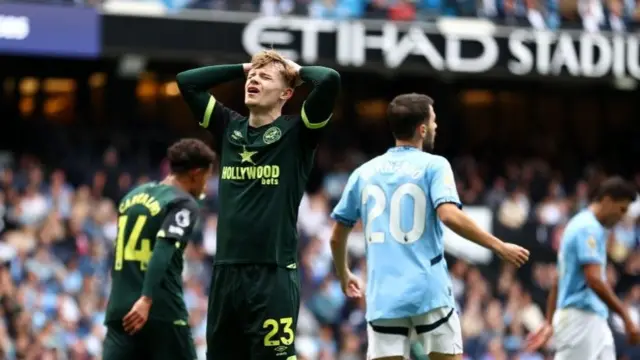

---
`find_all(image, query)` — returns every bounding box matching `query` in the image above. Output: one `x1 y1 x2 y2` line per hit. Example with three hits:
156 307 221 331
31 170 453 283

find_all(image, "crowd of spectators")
16 0 640 31
0 145 637 360
73 0 639 32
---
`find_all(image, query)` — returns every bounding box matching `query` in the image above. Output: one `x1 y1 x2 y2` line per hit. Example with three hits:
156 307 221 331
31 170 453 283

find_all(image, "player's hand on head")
496 242 530 268
285 59 301 73
524 321 552 352
123 296 152 335
340 272 363 299
284 59 303 87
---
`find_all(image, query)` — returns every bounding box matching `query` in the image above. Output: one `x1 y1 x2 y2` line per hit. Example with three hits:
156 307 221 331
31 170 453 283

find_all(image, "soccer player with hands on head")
526 177 640 360
330 93 530 360
177 50 340 360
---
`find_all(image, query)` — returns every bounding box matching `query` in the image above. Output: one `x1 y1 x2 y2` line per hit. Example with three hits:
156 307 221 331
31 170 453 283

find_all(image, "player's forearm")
545 281 558 323
141 239 176 299
300 66 340 124
329 223 351 278
176 64 245 92
438 206 503 252
588 278 630 321
177 64 246 125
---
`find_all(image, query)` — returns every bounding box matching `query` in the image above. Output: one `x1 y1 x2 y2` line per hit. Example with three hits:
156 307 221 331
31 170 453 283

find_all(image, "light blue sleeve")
575 228 605 265
330 170 361 227
429 157 462 209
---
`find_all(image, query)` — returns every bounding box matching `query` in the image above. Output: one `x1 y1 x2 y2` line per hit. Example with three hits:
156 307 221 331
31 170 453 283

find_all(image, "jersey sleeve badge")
175 209 191 227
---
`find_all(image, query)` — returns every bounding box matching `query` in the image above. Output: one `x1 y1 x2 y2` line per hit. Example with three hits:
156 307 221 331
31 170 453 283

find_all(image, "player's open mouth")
247 86 260 94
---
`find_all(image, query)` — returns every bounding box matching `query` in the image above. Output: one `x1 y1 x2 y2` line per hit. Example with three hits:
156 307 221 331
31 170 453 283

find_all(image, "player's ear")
281 87 294 101
418 123 427 138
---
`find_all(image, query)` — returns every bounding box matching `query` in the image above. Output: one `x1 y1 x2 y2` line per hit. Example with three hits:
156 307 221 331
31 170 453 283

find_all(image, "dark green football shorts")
103 319 197 360
206 264 300 360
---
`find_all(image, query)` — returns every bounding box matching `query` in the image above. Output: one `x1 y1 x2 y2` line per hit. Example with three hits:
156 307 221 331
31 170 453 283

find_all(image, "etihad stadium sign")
101 10 640 80
242 17 640 80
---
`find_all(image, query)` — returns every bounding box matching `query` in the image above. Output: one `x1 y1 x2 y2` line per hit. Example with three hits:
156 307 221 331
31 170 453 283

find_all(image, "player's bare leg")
428 352 463 360
372 357 403 360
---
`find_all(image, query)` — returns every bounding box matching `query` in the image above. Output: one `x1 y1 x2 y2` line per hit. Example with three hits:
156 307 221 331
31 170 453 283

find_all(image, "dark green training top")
177 64 340 267
105 182 199 324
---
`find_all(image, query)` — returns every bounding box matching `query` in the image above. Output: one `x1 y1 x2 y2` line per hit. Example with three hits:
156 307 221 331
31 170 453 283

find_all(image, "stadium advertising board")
243 17 640 79
102 11 640 80
0 3 100 58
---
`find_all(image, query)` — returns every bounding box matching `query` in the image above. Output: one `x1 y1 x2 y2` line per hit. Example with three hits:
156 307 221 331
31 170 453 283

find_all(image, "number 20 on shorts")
263 317 294 347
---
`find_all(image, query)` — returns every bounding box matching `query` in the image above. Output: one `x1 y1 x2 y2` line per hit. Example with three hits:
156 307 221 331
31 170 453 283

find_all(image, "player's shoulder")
222 110 249 128
278 114 308 132
354 155 385 179
135 183 196 208
564 210 603 238
164 187 198 208
119 182 154 202
422 153 451 167
397 150 450 167
215 101 246 121
402 152 452 181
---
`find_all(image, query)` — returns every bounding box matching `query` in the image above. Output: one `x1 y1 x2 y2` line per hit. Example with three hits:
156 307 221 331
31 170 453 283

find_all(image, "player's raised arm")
297 64 341 130
430 156 530 267
176 64 249 139
329 170 363 298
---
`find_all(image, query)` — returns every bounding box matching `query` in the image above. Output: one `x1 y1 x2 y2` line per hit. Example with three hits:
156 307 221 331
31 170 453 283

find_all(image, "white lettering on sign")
242 17 640 79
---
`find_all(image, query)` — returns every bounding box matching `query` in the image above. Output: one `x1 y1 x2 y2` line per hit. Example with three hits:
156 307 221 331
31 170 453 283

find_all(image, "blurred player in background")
526 177 640 360
177 50 340 359
102 138 215 360
329 93 530 360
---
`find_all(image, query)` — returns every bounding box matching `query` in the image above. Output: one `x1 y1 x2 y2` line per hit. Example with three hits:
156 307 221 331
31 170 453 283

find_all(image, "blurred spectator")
389 0 417 21
261 0 296 15
309 0 364 18
579 0 606 31
497 185 530 230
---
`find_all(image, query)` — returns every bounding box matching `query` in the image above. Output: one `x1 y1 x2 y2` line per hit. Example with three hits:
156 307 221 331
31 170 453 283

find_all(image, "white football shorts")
553 308 615 360
367 306 463 359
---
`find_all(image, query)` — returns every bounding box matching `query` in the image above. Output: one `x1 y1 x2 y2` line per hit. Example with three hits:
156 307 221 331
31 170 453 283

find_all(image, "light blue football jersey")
557 210 609 319
331 146 461 321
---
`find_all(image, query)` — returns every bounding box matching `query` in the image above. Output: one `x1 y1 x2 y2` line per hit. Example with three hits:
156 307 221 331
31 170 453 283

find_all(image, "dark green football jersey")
177 64 340 267
105 182 199 323
211 108 319 266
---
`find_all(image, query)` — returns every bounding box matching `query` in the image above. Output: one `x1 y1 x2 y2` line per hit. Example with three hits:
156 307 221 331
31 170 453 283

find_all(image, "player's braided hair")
387 93 434 141
250 50 298 88
167 138 216 174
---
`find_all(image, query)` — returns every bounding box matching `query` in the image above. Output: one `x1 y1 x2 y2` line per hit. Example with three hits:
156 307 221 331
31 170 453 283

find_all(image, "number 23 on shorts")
263 317 294 347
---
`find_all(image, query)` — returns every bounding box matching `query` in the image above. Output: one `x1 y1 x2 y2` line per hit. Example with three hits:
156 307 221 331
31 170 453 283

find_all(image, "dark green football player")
177 50 340 360
103 138 215 360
